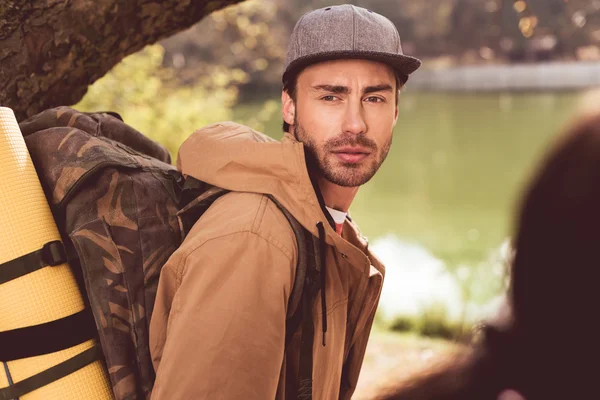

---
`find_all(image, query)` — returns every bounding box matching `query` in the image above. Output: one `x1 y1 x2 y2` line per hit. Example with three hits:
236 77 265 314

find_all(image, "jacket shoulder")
182 191 298 262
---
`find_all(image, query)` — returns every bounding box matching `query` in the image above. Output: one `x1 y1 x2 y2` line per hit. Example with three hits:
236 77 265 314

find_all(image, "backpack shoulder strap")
265 195 314 322
179 186 316 333
178 191 317 397
176 178 230 240
179 188 314 317
267 195 320 400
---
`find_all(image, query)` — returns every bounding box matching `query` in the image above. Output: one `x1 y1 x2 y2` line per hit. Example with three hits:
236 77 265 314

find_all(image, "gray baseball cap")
283 4 421 85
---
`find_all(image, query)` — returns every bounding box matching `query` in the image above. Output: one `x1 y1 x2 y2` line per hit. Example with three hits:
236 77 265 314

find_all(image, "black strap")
266 195 321 400
181 191 318 398
296 228 324 400
283 217 313 348
178 183 230 239
317 222 328 346
179 176 210 210
181 191 311 322
297 274 318 400
266 195 309 321
0 344 102 400
0 241 67 285
0 310 97 362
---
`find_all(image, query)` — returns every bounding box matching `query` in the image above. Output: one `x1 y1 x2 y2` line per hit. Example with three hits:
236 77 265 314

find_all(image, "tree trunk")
0 0 245 121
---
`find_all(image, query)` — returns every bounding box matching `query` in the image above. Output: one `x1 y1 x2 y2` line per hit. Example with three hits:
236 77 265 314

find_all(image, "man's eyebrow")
363 84 394 94
311 84 350 94
310 83 394 95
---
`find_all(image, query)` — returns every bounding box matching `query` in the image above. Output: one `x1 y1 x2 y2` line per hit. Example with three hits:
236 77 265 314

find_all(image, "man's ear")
281 90 296 126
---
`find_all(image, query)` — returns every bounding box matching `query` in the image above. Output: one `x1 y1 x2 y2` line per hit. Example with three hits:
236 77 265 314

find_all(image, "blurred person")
375 107 600 400
149 4 421 400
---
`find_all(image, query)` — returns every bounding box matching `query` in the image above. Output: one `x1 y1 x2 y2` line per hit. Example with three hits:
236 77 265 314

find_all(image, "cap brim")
283 50 422 84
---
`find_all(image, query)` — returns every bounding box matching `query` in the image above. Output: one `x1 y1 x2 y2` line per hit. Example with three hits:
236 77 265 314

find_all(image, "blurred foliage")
389 315 417 333
159 0 600 98
75 44 279 159
160 0 287 100
418 303 463 339
389 303 465 341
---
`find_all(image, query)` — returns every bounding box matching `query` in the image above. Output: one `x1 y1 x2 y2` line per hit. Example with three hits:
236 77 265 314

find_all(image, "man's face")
282 59 399 188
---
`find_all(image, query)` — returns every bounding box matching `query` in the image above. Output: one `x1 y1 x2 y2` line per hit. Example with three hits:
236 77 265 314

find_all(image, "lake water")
249 91 588 322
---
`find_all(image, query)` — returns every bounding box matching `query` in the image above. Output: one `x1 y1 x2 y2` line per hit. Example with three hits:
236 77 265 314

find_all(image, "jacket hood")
177 122 371 267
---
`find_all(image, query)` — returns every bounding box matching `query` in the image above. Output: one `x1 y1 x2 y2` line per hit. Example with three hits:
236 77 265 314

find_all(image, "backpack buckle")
41 240 67 267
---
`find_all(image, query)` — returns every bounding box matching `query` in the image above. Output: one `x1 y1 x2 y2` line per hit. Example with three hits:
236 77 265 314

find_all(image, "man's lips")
331 146 372 163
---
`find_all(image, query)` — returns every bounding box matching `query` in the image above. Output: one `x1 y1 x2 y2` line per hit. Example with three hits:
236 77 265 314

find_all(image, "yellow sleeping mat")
0 107 113 399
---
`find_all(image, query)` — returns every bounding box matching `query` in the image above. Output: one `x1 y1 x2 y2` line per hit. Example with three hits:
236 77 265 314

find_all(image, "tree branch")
0 0 245 120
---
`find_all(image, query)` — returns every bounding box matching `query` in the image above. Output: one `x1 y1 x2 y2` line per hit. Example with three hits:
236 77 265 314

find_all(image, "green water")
245 91 583 276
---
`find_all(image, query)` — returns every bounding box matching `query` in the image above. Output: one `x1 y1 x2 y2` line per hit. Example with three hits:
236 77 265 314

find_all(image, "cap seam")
351 4 356 51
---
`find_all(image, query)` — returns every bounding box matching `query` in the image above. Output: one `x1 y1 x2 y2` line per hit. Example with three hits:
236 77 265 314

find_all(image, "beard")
293 120 392 187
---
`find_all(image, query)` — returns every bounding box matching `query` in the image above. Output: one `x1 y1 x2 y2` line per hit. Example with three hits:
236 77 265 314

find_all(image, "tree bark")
0 0 245 121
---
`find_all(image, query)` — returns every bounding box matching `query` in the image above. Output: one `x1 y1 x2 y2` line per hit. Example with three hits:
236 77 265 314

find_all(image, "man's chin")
323 167 373 187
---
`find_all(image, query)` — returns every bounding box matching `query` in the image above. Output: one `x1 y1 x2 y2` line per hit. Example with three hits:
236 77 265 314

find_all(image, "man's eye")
321 95 338 101
365 96 384 103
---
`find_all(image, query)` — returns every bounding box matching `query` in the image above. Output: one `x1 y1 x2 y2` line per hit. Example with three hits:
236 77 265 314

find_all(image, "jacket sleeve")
150 231 295 400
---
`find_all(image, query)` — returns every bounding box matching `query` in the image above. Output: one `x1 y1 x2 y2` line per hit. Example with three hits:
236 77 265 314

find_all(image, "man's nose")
342 101 367 135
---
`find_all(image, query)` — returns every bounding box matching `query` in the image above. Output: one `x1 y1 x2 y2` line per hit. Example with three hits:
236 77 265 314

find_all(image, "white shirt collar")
325 206 347 225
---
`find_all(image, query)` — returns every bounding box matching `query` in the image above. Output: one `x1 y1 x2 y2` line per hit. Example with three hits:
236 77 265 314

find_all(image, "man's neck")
316 175 359 212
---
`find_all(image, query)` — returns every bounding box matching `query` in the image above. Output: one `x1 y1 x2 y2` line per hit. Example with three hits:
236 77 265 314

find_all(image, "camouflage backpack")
18 107 321 400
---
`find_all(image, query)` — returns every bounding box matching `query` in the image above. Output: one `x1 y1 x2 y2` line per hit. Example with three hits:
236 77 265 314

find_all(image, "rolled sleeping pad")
0 107 113 399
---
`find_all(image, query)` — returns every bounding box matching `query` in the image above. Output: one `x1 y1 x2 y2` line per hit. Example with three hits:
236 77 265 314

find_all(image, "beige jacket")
149 122 384 399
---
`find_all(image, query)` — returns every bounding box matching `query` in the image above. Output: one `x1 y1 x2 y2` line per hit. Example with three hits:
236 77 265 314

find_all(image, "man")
149 4 420 399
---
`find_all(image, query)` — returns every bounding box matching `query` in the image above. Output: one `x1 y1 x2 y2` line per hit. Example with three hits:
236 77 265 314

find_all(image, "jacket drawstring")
316 222 327 346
